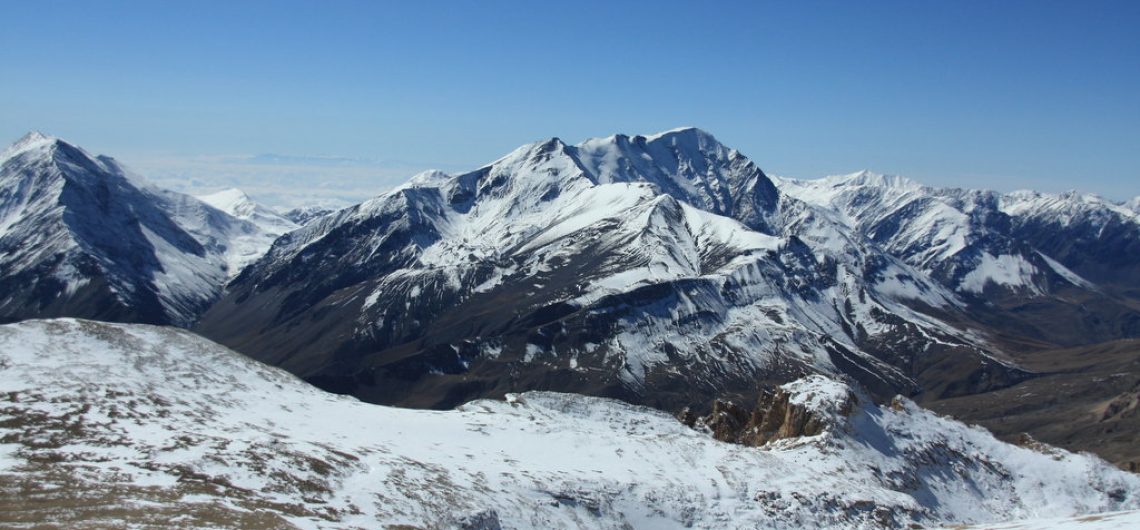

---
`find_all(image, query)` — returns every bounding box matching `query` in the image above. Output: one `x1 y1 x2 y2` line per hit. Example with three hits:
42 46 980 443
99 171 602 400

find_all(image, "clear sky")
2 0 1138 206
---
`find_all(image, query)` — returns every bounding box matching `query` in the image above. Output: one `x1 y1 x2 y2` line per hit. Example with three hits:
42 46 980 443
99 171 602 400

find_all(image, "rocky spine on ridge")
688 376 858 446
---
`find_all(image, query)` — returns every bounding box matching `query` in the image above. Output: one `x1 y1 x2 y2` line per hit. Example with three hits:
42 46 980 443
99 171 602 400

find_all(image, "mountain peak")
1055 189 1112 205
2 131 64 161
644 125 715 141
575 127 736 168
196 187 298 235
1 131 151 191
196 187 258 216
198 187 251 205
577 128 726 157
826 170 921 191
1126 196 1140 213
17 130 55 145
641 127 728 154
406 169 451 187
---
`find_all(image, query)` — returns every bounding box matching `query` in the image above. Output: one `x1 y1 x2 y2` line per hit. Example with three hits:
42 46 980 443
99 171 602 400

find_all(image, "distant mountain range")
2 129 1138 470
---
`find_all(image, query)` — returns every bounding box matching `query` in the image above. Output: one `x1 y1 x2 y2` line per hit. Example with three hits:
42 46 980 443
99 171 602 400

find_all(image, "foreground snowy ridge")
1 319 1136 529
938 509 1140 530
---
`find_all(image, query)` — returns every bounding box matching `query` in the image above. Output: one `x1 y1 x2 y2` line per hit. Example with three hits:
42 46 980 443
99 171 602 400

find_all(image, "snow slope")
1127 196 1140 214
777 172 1041 295
2 318 1137 529
198 187 298 234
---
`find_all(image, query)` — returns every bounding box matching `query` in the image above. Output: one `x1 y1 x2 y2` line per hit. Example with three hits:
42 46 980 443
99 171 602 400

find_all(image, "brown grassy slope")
924 339 1140 471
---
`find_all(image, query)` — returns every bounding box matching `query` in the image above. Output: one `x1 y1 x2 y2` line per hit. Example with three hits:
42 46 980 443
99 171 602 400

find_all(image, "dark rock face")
454 510 502 530
1 137 199 325
1009 200 1140 288
281 205 337 226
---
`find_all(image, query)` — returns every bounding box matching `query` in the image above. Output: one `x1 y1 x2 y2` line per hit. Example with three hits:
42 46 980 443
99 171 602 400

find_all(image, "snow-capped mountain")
197 187 299 273
0 132 282 326
1000 190 1140 288
777 171 1140 348
197 129 1020 413
778 171 1140 294
1126 196 1140 214
2 318 1136 529
5 128 1137 476
777 172 1071 296
198 187 298 234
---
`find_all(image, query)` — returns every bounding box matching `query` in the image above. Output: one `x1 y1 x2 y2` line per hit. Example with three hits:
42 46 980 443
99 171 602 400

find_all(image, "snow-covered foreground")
1 319 1137 529
938 509 1140 530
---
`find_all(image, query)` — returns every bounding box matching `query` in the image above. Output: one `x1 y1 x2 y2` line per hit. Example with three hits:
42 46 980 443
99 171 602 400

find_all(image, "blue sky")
2 0 1138 205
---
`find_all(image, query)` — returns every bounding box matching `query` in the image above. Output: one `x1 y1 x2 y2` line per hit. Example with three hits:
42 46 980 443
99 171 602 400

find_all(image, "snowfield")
1 319 1137 529
939 510 1140 530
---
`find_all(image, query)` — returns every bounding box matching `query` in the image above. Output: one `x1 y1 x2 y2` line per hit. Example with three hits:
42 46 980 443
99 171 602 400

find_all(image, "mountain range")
186 128 1138 468
2 129 1139 474
198 129 1006 411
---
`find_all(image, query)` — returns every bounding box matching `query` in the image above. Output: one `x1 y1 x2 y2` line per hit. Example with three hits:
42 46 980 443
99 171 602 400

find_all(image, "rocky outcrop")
1015 432 1068 460
453 509 502 530
689 375 858 446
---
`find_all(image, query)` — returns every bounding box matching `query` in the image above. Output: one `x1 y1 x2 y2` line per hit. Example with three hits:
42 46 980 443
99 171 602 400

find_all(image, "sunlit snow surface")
1 319 1136 529
938 510 1140 530
196 187 299 275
